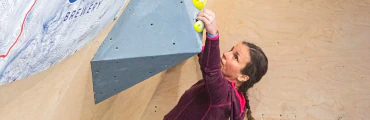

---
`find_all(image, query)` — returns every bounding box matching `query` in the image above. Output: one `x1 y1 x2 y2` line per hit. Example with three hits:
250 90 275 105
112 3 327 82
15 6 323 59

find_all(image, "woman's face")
221 42 251 81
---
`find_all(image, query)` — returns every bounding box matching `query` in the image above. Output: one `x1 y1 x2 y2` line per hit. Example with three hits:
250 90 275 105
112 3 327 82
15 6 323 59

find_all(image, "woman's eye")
234 54 238 60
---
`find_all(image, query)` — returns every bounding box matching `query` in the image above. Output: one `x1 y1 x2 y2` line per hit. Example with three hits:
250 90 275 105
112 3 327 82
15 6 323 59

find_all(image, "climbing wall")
0 0 128 85
90 0 203 103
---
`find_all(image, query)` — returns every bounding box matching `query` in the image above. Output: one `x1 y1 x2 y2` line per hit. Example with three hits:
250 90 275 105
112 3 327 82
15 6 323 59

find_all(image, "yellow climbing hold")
193 0 206 10
194 20 205 33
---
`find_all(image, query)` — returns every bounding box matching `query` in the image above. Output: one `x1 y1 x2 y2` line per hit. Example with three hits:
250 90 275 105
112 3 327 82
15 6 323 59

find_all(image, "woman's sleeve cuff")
206 31 219 40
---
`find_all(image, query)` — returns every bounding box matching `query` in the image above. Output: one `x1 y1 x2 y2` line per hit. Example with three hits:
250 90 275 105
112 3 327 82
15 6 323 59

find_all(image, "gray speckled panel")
91 0 203 103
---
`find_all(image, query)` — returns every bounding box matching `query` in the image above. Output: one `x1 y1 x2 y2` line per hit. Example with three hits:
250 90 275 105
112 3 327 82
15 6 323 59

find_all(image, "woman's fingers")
209 10 216 17
196 9 217 34
197 16 211 26
203 12 214 23
204 9 215 17
197 10 205 17
197 11 202 17
199 9 215 24
203 9 209 13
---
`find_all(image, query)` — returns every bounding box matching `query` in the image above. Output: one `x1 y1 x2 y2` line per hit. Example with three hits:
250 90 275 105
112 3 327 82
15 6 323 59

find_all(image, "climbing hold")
193 0 206 10
194 20 204 32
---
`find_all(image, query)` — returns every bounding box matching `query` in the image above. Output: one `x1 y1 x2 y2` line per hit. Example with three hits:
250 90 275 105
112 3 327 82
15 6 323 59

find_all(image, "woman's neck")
225 77 241 89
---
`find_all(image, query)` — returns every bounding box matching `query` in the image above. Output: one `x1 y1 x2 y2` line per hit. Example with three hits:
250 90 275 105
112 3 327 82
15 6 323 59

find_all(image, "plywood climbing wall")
141 0 370 119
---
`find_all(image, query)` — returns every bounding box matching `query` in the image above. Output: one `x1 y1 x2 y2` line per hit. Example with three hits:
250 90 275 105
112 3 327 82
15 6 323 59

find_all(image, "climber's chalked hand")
196 9 217 35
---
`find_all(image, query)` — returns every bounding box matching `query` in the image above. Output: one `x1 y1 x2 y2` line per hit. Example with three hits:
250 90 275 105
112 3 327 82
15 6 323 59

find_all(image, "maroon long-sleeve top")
164 32 246 120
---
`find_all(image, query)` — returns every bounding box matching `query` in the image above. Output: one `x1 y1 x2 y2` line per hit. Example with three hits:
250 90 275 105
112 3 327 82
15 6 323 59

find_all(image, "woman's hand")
197 9 218 35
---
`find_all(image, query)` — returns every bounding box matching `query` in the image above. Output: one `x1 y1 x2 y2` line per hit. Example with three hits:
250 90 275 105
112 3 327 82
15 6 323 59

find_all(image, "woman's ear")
237 75 249 82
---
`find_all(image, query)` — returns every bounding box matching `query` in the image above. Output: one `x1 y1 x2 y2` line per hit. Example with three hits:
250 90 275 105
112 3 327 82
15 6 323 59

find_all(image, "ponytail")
239 41 268 120
246 107 254 120
242 92 254 120
240 80 255 120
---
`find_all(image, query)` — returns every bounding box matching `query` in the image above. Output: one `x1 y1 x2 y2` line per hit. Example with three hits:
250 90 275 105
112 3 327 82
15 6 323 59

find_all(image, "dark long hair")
238 41 268 120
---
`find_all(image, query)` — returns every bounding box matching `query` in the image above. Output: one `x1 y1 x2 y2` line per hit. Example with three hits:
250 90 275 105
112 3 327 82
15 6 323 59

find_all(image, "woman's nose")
223 52 231 59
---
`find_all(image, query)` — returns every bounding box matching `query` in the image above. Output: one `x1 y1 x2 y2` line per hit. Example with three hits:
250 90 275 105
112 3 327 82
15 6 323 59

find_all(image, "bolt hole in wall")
173 43 176 45
270 114 299 119
110 38 112 41
116 47 119 50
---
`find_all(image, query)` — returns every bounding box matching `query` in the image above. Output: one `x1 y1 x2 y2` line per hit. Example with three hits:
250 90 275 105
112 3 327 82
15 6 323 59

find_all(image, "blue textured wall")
91 0 203 103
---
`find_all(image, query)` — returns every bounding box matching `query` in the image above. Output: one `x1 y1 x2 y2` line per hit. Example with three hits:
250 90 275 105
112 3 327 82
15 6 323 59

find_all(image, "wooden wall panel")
142 0 370 119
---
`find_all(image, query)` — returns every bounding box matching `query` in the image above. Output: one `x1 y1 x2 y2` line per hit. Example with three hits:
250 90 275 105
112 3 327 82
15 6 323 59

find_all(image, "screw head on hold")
193 0 206 10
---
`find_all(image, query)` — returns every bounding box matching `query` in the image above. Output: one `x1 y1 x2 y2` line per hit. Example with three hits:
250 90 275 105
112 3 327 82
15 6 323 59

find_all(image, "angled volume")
91 0 203 103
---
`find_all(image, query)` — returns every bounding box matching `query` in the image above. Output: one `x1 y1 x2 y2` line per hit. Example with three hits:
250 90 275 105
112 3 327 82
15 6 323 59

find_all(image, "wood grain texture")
142 0 370 120
140 57 203 120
